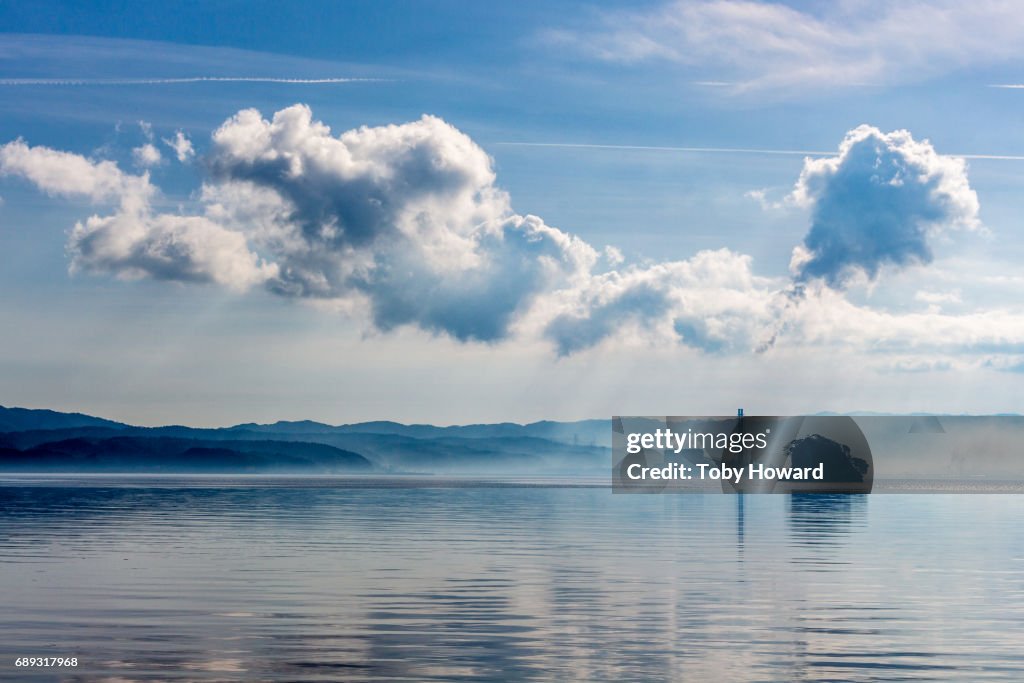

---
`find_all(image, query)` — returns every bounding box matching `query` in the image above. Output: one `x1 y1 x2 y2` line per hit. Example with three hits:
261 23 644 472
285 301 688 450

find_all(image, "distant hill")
0 405 612 474
0 436 371 473
0 405 126 433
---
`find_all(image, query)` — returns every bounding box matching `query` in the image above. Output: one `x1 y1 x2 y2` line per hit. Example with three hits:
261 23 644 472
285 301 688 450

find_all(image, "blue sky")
2 1 1024 426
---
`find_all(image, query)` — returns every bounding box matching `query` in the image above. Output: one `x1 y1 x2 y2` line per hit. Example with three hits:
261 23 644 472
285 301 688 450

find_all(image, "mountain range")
0 405 611 474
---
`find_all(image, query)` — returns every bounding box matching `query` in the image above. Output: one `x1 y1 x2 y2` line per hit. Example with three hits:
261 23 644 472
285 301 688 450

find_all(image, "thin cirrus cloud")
543 0 1024 93
1 104 1023 363
0 77 387 86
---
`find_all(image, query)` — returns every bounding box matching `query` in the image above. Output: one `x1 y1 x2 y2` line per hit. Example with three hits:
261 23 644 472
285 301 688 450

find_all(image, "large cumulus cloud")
205 105 596 341
3 108 1023 362
789 125 980 288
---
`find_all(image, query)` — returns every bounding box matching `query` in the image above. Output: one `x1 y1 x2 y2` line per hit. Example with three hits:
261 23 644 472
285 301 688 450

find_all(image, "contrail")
0 77 387 86
493 141 1024 161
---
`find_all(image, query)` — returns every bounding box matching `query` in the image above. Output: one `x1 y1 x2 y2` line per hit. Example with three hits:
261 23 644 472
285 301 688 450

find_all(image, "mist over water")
2 478 1023 681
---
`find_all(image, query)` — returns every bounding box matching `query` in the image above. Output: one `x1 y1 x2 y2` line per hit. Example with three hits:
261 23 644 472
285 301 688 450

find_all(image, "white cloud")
744 187 786 211
132 143 162 168
206 105 596 341
788 125 979 287
546 0 1024 94
542 248 778 355
0 139 275 290
0 138 150 203
163 130 195 163
776 284 1024 355
602 245 624 267
915 289 962 306
3 109 1024 367
69 210 277 291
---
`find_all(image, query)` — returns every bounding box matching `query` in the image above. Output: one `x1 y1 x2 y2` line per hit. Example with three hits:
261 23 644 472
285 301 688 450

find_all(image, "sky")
1 0 1024 426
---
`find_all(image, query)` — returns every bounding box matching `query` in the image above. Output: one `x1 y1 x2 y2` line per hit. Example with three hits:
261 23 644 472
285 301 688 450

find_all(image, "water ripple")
0 478 1022 680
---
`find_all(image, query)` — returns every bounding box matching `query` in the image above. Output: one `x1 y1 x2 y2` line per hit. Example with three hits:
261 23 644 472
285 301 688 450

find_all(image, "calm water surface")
1 476 1023 681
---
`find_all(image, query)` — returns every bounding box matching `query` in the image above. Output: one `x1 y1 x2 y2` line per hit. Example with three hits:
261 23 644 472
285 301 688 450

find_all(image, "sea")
1 475 1023 681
